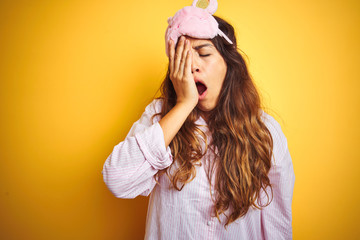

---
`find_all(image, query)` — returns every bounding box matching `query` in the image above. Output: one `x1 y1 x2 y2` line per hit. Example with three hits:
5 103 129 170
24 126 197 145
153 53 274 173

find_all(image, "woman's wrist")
176 98 198 111
159 102 196 147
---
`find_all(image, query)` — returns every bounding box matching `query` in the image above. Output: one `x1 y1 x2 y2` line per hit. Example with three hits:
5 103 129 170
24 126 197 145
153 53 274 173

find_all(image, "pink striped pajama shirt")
102 99 295 240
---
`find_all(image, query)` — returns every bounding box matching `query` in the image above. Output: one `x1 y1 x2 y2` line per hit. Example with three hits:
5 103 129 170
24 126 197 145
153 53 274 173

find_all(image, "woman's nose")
191 55 200 73
191 67 199 74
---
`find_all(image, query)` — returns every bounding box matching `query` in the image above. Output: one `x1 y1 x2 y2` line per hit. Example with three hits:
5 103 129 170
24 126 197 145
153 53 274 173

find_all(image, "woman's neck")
199 110 211 123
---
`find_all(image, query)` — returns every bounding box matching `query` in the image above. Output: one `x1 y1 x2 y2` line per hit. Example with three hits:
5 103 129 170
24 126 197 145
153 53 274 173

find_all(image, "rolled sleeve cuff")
135 122 173 170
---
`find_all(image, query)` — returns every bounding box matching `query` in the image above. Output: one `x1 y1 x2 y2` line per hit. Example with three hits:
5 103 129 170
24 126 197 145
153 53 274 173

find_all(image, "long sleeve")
101 99 173 199
260 113 296 240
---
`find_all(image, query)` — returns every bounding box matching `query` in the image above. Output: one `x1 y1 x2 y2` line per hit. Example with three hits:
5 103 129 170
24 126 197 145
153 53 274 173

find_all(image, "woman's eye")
199 54 211 57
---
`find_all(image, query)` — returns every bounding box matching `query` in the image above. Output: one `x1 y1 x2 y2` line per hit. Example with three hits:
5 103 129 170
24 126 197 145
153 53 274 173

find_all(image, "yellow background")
1 0 359 239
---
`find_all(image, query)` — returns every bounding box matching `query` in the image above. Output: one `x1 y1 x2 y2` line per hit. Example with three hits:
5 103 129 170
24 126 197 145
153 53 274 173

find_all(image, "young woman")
102 1 295 239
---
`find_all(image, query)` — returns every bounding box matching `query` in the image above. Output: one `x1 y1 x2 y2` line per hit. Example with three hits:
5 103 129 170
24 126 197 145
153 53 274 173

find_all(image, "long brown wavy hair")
154 16 274 227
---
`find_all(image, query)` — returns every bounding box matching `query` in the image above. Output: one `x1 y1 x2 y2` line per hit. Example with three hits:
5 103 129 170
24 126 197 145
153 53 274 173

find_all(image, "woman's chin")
196 101 216 113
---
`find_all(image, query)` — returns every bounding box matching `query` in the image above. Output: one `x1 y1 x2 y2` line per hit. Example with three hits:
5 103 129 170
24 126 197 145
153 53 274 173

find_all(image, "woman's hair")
154 16 274 227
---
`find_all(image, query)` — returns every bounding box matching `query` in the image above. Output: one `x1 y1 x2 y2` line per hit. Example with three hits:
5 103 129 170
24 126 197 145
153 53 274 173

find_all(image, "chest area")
156 150 217 207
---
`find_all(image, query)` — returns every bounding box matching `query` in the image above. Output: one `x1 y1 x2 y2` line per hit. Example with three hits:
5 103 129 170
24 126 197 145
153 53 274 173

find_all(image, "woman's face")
186 37 227 113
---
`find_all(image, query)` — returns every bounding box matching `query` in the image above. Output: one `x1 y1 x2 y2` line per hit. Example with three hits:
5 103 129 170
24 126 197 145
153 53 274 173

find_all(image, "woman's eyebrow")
193 44 214 50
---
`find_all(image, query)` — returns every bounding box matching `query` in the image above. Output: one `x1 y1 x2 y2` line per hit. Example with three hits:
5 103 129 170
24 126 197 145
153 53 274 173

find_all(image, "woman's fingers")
184 46 192 77
174 36 186 75
178 39 190 77
168 40 175 74
168 36 198 107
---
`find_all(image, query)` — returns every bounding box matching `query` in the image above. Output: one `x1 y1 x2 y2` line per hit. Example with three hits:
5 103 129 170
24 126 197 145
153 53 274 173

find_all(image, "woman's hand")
158 36 199 147
168 36 198 109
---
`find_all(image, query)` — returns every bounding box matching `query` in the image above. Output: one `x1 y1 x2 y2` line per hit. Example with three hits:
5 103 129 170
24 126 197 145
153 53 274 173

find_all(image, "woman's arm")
102 100 173 199
159 36 199 147
102 37 198 199
260 114 296 240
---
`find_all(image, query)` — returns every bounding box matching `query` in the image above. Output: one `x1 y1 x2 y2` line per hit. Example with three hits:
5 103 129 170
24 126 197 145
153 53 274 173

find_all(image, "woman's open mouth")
195 81 207 98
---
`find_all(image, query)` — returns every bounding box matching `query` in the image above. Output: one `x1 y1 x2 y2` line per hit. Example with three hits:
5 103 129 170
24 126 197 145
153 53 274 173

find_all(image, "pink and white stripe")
102 99 295 240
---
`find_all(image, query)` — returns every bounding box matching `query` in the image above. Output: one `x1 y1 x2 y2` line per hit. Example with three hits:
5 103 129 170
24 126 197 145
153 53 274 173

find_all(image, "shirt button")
211 190 215 195
207 221 211 226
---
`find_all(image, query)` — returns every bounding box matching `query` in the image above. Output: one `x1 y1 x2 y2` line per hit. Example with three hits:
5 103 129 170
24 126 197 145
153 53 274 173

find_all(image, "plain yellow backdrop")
0 0 359 239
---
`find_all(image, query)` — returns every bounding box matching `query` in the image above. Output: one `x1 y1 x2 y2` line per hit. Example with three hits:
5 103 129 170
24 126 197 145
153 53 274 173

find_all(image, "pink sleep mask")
165 0 233 56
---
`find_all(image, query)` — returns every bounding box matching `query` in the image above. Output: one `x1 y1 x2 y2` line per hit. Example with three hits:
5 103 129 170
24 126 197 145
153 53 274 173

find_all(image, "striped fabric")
102 99 295 240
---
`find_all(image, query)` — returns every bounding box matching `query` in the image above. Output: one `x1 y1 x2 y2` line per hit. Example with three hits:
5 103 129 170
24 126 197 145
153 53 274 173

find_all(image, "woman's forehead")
186 37 211 43
185 37 214 49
